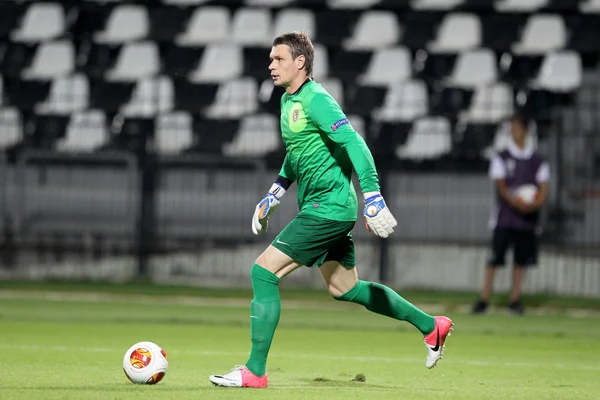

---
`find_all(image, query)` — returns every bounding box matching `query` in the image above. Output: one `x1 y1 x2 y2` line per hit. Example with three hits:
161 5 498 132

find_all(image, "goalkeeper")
209 31 454 389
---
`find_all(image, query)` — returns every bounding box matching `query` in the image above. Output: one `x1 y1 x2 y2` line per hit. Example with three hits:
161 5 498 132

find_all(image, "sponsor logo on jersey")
331 118 349 132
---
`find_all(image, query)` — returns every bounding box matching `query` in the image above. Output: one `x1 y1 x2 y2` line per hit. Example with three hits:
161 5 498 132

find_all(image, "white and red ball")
123 341 168 385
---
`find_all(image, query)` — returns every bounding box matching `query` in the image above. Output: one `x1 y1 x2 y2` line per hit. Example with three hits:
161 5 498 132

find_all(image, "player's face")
269 45 303 88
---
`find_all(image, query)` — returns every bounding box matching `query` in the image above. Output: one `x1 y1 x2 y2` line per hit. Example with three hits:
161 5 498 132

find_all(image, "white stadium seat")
343 10 400 50
312 44 330 80
531 51 583 93
428 13 481 53
359 47 412 86
495 0 548 12
121 77 174 117
319 78 344 107
21 40 75 79
580 0 600 13
375 80 429 122
411 0 465 10
0 108 22 149
11 2 65 42
175 7 230 46
223 114 280 157
155 112 193 155
273 8 316 37
462 83 514 123
444 49 497 89
188 44 243 83
231 8 272 47
396 117 452 160
105 42 160 82
205 78 259 119
94 5 149 43
512 14 566 55
36 74 89 115
59 110 109 153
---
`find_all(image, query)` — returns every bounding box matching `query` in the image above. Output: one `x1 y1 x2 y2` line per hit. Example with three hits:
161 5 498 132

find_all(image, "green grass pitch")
0 283 597 400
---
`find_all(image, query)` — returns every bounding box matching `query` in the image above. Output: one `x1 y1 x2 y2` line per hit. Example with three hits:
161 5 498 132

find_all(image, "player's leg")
508 229 537 315
209 244 302 388
319 239 453 369
473 228 510 314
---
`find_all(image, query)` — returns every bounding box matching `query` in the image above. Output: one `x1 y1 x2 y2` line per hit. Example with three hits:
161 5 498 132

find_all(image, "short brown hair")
272 31 315 77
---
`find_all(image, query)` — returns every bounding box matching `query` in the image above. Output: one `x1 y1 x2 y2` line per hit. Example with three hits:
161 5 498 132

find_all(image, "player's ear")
295 55 306 71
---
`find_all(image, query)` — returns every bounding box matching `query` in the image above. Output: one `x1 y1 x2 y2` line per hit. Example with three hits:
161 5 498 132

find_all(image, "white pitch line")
1 344 598 371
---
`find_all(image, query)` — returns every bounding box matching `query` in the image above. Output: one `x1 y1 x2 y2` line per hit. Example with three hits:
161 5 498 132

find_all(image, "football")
515 184 539 204
122 341 168 385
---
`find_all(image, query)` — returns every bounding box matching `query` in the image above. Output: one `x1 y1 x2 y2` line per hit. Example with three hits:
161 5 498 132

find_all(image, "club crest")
292 109 299 123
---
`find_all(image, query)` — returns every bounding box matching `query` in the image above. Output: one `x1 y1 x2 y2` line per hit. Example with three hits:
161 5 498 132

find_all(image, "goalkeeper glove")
252 183 286 235
363 192 397 239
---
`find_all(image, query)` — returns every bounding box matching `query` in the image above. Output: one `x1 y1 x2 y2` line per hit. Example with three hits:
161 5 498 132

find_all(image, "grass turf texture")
0 282 597 400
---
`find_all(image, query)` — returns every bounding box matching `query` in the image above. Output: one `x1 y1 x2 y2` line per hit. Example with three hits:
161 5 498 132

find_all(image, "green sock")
335 280 435 335
245 264 281 377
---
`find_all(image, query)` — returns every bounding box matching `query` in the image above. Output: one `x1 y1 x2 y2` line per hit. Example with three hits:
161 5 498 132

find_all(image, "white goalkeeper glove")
363 192 397 239
252 183 286 235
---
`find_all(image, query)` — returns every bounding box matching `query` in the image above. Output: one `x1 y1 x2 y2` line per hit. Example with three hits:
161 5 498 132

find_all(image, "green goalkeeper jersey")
278 79 380 222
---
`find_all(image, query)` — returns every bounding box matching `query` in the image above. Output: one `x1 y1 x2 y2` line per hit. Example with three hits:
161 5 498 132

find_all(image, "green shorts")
271 213 356 268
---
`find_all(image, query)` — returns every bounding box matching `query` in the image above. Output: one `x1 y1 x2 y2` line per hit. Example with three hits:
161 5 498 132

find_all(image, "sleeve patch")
331 118 349 132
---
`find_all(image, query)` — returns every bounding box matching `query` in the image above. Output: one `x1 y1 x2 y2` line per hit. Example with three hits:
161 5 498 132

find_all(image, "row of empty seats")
2 2 600 54
0 106 537 163
0 41 583 90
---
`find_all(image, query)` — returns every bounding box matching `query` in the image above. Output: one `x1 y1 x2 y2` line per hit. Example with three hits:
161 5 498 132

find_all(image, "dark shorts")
488 228 538 268
271 213 356 269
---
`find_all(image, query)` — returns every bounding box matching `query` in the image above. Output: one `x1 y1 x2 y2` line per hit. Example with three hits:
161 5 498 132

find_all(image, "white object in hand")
515 184 538 204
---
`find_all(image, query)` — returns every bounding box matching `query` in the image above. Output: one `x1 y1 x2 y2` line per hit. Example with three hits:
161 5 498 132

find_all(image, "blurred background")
0 0 599 298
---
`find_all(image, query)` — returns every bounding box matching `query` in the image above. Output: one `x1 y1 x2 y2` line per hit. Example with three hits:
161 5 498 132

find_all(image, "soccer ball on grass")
122 341 168 384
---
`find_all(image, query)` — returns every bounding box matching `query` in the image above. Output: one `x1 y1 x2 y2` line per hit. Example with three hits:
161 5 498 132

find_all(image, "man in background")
472 114 550 315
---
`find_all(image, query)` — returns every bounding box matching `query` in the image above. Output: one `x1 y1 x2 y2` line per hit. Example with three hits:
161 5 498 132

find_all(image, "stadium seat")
57 110 109 152
188 44 243 83
0 107 22 149
231 8 272 47
343 10 400 50
204 77 259 119
105 41 160 81
358 47 412 86
444 49 497 89
155 111 193 155
512 14 566 55
530 51 583 93
175 6 229 46
495 0 549 12
374 80 428 122
36 74 90 115
223 114 280 157
21 40 75 80
273 8 315 38
427 13 481 53
94 5 149 44
11 2 65 42
411 0 465 10
580 0 600 13
462 83 513 123
328 0 383 9
121 76 174 117
396 117 452 161
313 44 330 80
319 78 344 106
